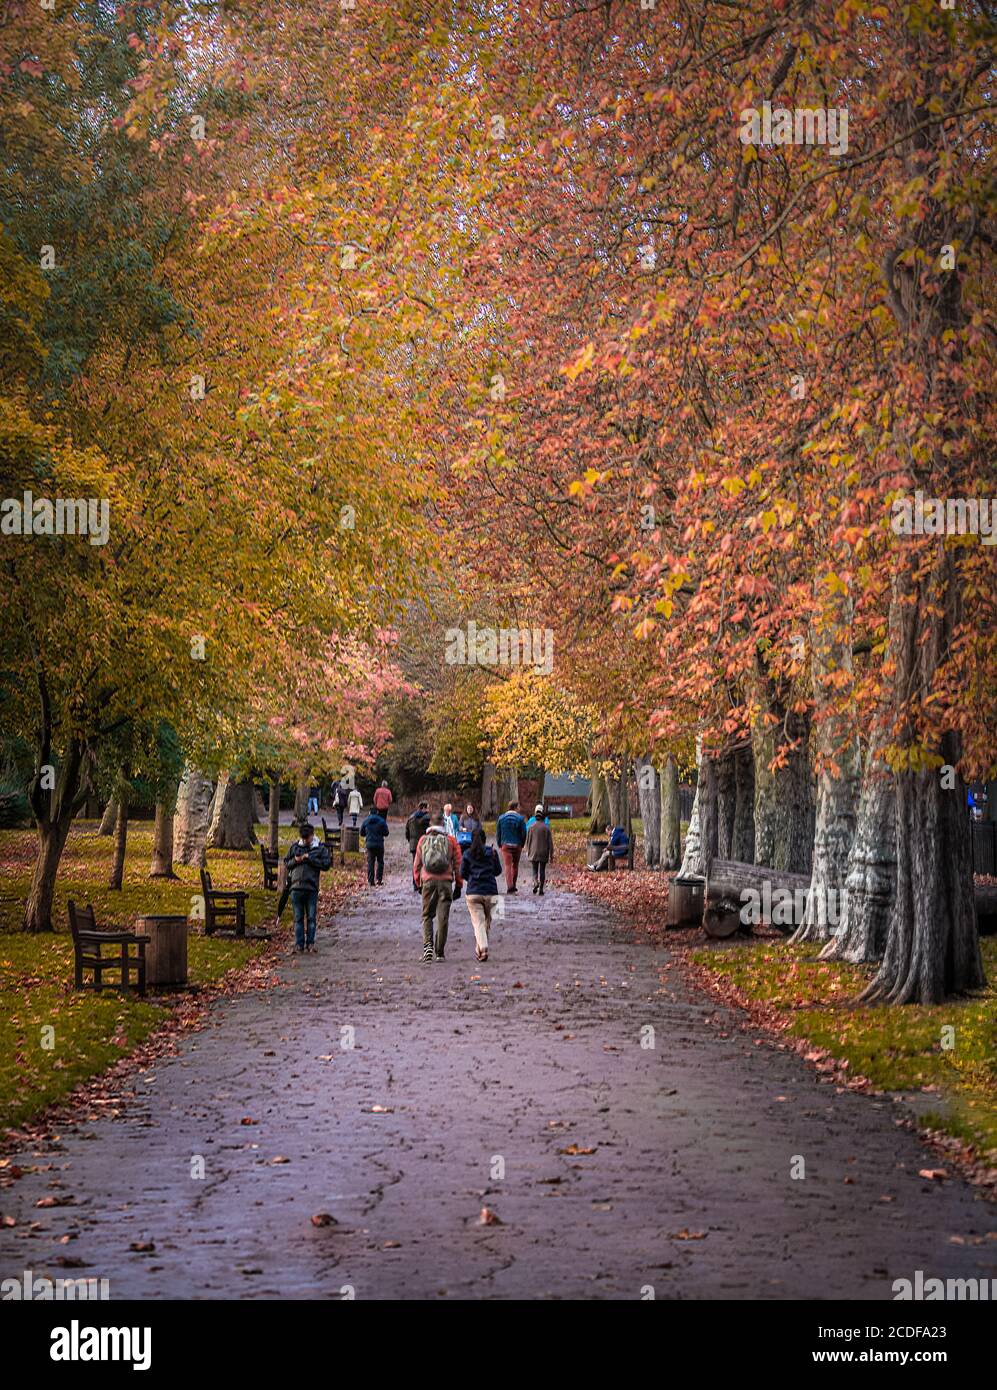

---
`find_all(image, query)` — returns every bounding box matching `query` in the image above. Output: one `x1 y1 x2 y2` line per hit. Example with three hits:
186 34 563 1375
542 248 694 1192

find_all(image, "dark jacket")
360 812 389 850
461 845 502 897
406 809 430 850
496 810 527 848
459 813 482 834
284 837 331 891
525 820 554 863
610 826 630 858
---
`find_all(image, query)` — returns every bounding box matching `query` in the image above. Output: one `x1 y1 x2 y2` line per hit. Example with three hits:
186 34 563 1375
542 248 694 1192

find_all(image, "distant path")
1 831 993 1299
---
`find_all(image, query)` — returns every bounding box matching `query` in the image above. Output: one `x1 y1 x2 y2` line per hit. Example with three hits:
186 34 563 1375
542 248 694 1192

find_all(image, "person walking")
373 780 393 817
307 785 320 816
406 801 430 891
526 803 550 828
360 807 389 886
459 803 481 835
283 820 331 952
525 809 554 895
462 826 502 962
496 799 527 893
347 784 363 826
442 802 460 838
333 780 348 826
413 811 463 963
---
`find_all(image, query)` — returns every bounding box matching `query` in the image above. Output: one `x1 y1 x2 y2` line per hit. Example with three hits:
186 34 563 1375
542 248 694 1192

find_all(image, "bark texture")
174 766 216 868
659 754 681 870
207 771 258 851
731 745 755 863
635 754 661 867
820 750 897 964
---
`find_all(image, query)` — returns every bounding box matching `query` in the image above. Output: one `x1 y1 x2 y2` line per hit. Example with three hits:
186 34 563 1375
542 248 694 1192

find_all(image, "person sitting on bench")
587 824 629 871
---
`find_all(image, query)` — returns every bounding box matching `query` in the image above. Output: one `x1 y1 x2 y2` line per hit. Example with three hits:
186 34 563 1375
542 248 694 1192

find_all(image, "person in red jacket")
372 780 393 816
413 812 463 963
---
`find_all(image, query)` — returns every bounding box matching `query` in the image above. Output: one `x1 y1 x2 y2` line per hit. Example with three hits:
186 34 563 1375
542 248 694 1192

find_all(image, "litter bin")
135 915 189 988
587 838 609 868
342 825 360 855
668 875 705 928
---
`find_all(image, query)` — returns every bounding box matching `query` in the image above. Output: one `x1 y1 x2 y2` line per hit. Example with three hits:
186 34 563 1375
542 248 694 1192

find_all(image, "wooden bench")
68 900 149 997
260 844 278 890
703 858 812 938
545 803 573 819
199 868 248 936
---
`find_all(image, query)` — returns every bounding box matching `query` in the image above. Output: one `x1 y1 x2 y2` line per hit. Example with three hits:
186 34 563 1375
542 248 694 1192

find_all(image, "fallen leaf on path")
918 1168 947 1181
558 1144 596 1155
479 1207 502 1225
129 1241 155 1252
239 1117 258 1126
670 1229 707 1240
364 1105 394 1114
270 1155 291 1164
311 1213 337 1227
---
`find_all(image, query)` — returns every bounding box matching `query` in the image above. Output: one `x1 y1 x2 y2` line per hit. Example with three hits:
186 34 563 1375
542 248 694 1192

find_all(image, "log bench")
702 859 812 939
199 868 247 936
68 900 148 996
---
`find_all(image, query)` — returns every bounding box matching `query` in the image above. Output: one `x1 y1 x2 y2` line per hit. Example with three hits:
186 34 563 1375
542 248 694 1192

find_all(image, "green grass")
692 937 997 1159
0 821 356 1130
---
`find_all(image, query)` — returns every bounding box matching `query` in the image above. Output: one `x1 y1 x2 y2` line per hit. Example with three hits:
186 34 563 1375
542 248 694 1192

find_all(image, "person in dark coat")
283 820 331 951
406 802 431 891
461 827 502 962
524 813 554 895
360 808 390 886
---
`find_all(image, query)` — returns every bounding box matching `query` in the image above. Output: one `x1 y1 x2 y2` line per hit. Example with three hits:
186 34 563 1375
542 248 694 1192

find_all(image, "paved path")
1 834 994 1299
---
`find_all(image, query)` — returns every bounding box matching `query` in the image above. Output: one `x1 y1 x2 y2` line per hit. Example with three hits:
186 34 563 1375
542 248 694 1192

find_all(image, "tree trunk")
731 745 755 863
751 662 814 874
24 816 73 933
174 765 216 868
252 787 266 823
859 557 984 1003
678 738 707 878
716 751 736 860
698 755 718 878
207 772 258 850
481 760 497 819
293 775 309 822
268 778 281 856
108 764 131 891
150 801 178 879
793 599 861 944
635 754 660 867
820 749 896 964
588 760 610 833
23 735 89 932
98 798 117 836
659 754 681 870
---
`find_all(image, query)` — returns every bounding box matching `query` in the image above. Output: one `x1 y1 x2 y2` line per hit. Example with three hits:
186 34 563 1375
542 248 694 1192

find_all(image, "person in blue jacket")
526 803 550 828
587 823 629 871
496 800 528 893
360 808 390 886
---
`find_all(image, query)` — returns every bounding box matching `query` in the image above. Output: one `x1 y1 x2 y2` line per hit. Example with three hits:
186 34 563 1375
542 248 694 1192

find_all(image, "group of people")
322 777 394 828
278 790 559 961
405 800 555 963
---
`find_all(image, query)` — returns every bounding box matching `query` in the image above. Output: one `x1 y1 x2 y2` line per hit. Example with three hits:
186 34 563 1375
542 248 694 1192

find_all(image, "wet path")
1 834 993 1299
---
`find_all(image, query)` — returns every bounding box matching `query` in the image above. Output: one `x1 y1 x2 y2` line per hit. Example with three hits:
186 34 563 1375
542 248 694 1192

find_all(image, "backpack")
420 830 450 875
